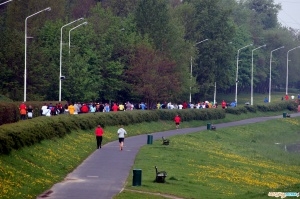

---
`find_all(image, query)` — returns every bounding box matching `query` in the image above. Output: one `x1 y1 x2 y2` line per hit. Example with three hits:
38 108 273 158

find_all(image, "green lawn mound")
123 118 300 199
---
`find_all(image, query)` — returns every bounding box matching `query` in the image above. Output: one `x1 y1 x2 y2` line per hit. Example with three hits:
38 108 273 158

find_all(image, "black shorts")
119 138 124 143
175 122 180 125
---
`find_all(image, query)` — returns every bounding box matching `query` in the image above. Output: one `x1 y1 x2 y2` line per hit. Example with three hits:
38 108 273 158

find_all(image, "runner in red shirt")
221 100 226 109
174 115 181 129
95 125 104 149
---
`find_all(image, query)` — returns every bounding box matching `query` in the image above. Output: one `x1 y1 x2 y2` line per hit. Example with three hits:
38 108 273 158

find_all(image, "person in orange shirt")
68 103 75 115
19 102 27 120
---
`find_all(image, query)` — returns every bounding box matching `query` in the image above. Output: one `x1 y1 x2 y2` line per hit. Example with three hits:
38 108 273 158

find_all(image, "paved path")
37 112 300 199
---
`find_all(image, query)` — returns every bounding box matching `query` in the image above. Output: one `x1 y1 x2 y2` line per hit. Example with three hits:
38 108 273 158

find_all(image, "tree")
135 0 171 51
186 0 236 98
126 44 181 106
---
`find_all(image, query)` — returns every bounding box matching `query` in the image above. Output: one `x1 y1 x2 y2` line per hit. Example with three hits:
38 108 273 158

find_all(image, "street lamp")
286 46 300 95
190 39 209 103
24 7 51 102
235 44 252 105
59 18 84 102
69 22 88 55
251 44 266 105
269 46 284 103
0 0 12 6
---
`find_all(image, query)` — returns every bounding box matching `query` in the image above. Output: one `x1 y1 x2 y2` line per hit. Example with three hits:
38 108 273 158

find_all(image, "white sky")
273 0 300 30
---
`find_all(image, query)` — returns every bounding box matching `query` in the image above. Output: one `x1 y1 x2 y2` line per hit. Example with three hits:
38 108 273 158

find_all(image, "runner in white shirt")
117 126 127 151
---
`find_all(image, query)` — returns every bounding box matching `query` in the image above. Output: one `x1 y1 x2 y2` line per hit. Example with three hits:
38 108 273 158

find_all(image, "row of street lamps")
236 44 300 106
20 5 87 102
191 41 300 106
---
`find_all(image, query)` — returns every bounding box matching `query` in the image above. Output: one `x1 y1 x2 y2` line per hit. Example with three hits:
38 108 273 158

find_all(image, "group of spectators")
159 101 219 109
19 102 33 120
19 99 228 120
39 101 141 116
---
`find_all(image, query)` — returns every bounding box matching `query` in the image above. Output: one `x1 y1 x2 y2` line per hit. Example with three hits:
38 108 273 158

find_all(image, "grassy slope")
116 118 300 199
0 110 296 199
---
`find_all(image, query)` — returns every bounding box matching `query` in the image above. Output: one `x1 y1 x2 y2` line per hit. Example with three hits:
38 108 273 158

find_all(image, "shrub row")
225 101 298 115
0 109 224 155
0 102 19 125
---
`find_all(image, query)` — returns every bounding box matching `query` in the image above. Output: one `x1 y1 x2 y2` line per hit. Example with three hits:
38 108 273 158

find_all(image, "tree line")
0 0 299 106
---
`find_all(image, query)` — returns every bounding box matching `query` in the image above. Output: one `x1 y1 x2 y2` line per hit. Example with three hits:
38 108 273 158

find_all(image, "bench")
155 166 167 183
162 137 169 145
286 113 291 118
211 125 216 130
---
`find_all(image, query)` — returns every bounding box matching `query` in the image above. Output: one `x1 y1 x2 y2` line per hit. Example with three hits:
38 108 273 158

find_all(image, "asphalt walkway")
37 112 300 199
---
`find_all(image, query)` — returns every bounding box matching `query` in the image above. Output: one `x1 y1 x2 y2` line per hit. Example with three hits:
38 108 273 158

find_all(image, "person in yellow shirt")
157 102 161 109
68 103 75 115
118 103 125 111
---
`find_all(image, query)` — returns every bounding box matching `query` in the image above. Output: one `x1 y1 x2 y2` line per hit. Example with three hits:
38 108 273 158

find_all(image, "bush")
0 102 19 125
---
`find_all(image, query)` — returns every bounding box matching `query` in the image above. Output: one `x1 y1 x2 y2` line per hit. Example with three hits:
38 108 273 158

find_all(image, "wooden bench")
162 137 169 145
155 166 167 183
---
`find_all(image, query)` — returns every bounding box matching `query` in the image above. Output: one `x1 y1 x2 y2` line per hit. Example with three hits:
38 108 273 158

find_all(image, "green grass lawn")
116 118 300 199
0 93 299 199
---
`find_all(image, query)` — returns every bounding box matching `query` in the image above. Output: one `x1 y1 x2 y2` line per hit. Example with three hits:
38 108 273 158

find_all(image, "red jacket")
174 116 181 123
95 127 104 136
112 104 118 112
182 102 188 109
221 101 226 108
81 105 89 113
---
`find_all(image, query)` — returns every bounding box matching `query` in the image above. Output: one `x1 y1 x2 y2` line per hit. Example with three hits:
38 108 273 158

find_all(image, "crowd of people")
18 100 233 120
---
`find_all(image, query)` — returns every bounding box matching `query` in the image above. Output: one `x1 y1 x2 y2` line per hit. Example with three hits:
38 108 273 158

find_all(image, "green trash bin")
207 123 211 130
132 169 142 186
283 112 287 118
147 134 153 144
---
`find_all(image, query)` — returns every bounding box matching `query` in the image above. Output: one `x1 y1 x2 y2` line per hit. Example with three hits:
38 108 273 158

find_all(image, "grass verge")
0 110 297 199
116 117 300 199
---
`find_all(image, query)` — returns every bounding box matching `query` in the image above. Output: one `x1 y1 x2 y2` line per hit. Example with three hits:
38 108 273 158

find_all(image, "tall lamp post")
24 7 51 102
269 46 284 103
190 39 209 103
0 0 12 6
59 18 84 102
251 44 266 105
286 46 300 95
69 22 88 55
235 44 252 105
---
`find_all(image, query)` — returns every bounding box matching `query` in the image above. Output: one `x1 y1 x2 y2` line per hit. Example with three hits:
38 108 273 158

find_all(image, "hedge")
0 108 225 155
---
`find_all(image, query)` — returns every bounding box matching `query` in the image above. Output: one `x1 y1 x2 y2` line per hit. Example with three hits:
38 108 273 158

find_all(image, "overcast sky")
273 0 300 30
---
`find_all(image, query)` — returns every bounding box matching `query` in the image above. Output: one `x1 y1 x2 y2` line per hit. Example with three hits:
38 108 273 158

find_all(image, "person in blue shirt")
230 101 237 107
140 102 146 110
